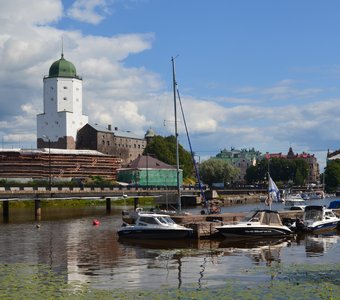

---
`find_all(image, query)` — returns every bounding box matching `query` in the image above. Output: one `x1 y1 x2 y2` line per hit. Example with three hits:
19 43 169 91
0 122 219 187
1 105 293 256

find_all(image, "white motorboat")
216 210 292 238
302 205 340 234
117 212 193 239
284 197 307 211
284 193 303 201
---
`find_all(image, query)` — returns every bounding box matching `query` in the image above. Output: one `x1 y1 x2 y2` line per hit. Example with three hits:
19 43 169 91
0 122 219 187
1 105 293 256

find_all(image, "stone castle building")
77 124 147 164
0 53 152 181
37 53 88 149
36 52 148 165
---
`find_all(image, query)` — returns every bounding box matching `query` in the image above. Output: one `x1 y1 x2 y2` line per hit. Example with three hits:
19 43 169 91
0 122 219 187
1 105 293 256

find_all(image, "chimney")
108 124 112 131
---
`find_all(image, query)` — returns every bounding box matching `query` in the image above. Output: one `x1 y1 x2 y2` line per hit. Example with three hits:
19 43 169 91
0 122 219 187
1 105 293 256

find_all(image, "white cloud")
0 0 62 25
67 0 111 24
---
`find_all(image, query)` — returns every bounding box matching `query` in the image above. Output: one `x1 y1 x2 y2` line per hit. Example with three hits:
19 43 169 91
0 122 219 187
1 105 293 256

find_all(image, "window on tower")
63 97 67 100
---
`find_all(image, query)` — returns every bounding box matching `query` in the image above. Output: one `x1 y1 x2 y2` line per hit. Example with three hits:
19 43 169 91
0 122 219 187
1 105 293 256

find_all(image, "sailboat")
171 56 182 213
172 57 213 214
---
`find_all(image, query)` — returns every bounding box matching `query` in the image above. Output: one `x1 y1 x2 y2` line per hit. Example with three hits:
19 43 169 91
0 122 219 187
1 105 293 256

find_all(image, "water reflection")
304 233 340 257
0 204 339 291
218 237 291 265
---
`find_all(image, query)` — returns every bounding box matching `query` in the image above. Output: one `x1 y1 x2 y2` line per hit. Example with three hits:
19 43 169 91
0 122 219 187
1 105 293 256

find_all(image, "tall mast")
171 56 181 212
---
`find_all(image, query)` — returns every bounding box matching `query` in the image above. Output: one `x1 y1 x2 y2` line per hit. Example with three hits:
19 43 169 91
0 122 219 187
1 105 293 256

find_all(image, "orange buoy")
92 219 100 226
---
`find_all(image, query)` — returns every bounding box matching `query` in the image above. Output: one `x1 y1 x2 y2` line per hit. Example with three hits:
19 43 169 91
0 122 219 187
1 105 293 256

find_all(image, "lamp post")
43 135 51 190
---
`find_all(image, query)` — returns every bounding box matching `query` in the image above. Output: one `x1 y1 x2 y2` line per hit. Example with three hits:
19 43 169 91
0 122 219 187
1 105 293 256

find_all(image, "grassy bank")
0 197 156 208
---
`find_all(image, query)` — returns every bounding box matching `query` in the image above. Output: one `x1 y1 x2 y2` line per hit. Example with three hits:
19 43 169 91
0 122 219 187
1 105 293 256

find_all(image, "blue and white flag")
268 175 280 203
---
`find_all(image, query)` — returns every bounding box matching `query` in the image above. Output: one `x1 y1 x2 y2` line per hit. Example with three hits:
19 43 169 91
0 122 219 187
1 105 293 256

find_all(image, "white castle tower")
37 53 88 149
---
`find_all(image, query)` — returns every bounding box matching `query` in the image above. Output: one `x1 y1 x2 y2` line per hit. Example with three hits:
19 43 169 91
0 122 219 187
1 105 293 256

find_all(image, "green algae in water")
0 263 339 299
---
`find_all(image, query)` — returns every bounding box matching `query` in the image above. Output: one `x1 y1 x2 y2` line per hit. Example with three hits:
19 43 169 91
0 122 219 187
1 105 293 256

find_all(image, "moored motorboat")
117 212 193 239
284 198 307 211
302 205 339 234
215 210 292 238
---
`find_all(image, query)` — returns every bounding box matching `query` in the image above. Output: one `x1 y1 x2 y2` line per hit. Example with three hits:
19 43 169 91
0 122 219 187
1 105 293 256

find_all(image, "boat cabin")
245 210 284 226
135 213 177 227
304 206 337 222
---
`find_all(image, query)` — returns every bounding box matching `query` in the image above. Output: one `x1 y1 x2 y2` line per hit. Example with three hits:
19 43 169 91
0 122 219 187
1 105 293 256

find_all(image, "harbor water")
0 197 339 297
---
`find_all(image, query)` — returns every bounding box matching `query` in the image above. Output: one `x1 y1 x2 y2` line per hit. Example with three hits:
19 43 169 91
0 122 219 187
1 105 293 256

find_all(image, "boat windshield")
138 216 160 225
246 211 262 222
157 216 176 225
325 210 336 219
305 209 323 221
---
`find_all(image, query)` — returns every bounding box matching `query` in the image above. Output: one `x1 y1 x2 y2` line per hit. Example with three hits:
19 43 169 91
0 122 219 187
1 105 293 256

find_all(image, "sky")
1 0 340 172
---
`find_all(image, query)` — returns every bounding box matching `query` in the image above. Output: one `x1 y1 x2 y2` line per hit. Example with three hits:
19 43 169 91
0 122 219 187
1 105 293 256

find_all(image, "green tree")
294 168 304 186
245 157 309 185
324 159 340 193
199 158 239 186
143 135 194 178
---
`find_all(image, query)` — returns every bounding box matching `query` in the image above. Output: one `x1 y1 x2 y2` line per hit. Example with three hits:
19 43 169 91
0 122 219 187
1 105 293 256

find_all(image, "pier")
0 186 202 221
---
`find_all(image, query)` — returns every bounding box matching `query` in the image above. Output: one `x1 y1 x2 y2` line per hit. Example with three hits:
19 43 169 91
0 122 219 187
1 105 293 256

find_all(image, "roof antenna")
61 36 64 58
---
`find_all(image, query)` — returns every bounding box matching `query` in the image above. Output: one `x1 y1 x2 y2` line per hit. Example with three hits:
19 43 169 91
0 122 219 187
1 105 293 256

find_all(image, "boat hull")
307 221 339 234
217 226 292 238
118 228 193 239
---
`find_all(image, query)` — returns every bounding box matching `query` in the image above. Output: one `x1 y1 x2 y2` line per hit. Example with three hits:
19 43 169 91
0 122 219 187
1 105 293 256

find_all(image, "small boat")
284 193 304 201
117 212 193 239
215 210 292 238
284 198 307 211
302 205 340 234
307 191 325 200
300 193 310 200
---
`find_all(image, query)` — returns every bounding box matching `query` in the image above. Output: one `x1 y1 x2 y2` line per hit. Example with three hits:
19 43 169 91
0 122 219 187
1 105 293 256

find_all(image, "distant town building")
117 155 182 187
327 149 340 161
145 128 156 144
215 148 262 182
265 147 320 183
76 124 146 164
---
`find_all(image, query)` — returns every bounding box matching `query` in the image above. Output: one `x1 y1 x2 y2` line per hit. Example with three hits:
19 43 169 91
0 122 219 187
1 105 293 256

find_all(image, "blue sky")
1 0 340 172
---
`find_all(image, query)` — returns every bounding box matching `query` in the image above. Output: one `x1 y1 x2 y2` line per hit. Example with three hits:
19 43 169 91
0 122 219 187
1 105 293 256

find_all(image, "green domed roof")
145 128 156 138
48 54 77 78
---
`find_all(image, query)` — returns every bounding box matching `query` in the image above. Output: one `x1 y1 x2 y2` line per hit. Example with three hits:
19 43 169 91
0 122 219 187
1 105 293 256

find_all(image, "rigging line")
176 88 208 210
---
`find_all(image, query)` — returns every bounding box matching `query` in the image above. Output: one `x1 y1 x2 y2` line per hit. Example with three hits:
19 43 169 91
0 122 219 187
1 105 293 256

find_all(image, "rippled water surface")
0 198 339 292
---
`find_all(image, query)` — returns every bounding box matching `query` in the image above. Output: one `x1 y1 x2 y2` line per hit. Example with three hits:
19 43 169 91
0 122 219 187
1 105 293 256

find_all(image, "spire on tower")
61 36 64 58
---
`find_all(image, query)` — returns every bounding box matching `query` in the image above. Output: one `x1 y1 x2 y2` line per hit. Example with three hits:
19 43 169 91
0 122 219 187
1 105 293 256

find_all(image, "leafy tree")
199 158 239 186
294 168 304 186
324 159 340 193
245 157 309 185
143 135 194 178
